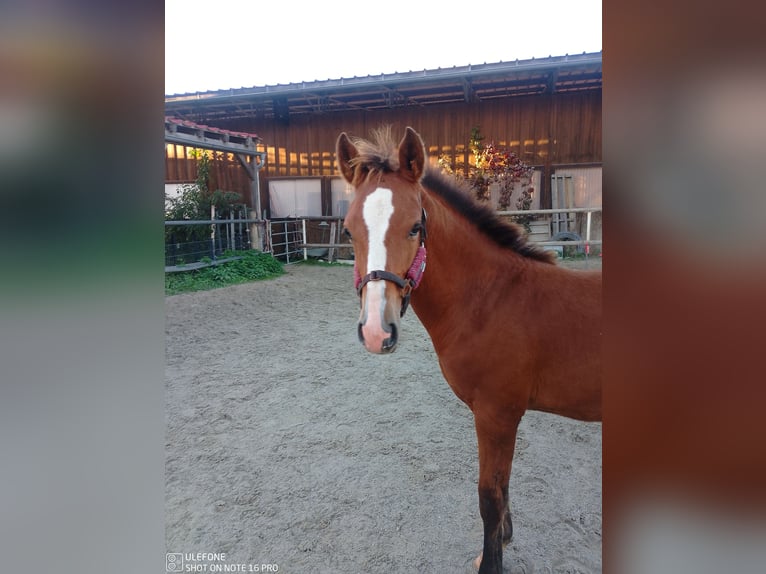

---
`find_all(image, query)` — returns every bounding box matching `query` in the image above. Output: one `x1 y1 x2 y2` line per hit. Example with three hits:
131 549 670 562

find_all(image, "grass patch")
165 250 284 295
294 258 352 267
561 247 601 260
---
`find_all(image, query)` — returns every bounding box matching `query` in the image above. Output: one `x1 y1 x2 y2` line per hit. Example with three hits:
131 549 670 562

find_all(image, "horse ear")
398 126 425 182
336 132 359 184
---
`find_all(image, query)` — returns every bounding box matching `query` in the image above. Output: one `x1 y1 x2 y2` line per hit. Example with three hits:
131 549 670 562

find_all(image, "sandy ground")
166 257 602 574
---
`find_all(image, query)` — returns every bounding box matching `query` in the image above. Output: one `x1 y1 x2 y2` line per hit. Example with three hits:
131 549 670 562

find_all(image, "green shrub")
165 251 283 295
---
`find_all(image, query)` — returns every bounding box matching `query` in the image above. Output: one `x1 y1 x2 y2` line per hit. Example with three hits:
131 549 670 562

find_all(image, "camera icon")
166 553 184 572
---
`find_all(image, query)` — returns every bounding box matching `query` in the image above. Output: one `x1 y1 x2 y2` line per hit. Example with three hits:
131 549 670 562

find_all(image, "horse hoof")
463 552 482 573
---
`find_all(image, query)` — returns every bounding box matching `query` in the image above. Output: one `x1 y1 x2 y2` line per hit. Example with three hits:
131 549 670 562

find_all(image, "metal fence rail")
498 206 602 255
267 219 304 264
295 216 352 263
164 207 263 270
165 207 602 272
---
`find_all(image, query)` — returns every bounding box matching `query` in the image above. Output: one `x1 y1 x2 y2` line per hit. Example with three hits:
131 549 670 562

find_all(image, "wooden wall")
165 90 601 212
164 145 253 202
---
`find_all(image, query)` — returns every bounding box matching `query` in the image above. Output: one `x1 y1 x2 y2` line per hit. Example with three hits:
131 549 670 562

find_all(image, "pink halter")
353 246 427 291
353 209 427 317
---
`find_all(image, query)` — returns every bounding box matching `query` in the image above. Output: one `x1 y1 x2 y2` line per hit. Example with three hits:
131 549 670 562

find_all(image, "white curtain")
268 179 322 218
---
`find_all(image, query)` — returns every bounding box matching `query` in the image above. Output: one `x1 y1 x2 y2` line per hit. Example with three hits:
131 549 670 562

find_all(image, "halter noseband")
354 208 427 317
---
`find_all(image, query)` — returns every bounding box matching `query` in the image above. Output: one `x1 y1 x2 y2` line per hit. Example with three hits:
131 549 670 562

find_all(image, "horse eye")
408 223 421 238
342 227 353 240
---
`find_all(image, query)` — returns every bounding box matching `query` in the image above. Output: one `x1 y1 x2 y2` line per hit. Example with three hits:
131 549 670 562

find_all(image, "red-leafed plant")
439 126 535 210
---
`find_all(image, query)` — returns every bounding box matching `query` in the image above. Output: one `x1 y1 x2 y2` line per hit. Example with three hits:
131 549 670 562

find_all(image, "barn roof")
165 51 601 124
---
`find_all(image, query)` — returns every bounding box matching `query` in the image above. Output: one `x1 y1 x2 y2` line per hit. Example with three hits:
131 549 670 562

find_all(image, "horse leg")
472 413 520 574
502 480 513 545
473 467 514 573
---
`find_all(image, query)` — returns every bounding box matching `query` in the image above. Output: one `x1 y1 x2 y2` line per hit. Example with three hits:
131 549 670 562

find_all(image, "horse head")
336 126 427 354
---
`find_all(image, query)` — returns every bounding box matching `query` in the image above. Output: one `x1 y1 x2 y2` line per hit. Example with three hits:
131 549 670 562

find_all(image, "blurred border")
0 3 165 573
605 0 766 572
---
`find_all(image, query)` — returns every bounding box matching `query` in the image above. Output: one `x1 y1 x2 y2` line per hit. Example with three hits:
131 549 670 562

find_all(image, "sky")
165 0 601 95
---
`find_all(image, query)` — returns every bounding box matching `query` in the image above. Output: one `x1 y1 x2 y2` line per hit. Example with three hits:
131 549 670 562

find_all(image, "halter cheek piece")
354 208 427 317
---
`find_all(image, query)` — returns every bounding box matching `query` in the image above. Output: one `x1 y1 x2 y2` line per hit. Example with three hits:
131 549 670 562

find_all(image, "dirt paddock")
166 257 602 573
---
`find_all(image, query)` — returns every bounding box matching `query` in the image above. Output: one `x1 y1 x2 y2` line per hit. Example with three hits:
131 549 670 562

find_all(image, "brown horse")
337 126 601 574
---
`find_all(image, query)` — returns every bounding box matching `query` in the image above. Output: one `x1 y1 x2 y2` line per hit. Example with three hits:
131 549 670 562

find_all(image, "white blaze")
361 187 394 344
363 187 394 272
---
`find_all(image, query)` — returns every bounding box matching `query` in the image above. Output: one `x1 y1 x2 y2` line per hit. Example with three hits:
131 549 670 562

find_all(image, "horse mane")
348 126 555 264
422 168 556 264
347 126 400 176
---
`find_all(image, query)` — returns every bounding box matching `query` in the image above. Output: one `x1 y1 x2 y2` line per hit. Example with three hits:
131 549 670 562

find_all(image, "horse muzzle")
357 281 401 354
358 319 398 354
354 245 426 354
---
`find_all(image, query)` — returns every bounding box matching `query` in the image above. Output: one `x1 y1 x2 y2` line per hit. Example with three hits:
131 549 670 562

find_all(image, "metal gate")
267 219 303 263
550 174 576 235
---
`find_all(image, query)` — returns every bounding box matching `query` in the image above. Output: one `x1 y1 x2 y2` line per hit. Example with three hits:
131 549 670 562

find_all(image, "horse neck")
411 190 536 338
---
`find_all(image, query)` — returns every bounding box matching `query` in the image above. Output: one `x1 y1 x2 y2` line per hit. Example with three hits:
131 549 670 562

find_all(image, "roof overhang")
165 52 602 124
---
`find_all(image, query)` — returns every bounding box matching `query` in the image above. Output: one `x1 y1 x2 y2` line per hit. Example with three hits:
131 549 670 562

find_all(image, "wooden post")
328 221 337 262
210 205 216 259
250 210 260 251
285 221 290 264
228 211 234 252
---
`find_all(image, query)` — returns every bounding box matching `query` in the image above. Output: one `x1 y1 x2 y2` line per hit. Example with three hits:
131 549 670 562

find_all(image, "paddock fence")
497 206 602 257
264 207 602 264
164 213 353 271
165 207 601 272
164 205 264 272
281 207 602 263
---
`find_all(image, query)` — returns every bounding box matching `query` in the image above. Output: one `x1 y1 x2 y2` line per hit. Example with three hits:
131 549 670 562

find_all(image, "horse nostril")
382 323 398 352
357 322 365 343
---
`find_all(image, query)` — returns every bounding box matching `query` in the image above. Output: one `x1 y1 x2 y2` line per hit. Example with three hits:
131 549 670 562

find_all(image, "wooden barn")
165 52 601 255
